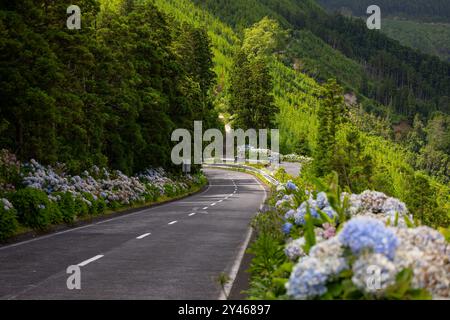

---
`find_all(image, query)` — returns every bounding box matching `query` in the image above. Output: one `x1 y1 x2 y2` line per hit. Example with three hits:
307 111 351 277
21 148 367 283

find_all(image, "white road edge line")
189 213 196 216
136 233 151 240
78 255 104 267
168 221 178 225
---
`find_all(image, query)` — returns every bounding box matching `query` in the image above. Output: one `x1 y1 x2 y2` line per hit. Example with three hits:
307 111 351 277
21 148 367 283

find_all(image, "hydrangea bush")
0 198 18 240
252 180 450 300
0 154 205 239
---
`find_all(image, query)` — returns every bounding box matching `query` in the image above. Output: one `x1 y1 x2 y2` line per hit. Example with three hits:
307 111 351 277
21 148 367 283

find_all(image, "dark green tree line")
0 0 218 174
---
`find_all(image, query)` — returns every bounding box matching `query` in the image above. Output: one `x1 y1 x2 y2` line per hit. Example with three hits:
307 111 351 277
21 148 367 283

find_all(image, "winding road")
0 169 266 300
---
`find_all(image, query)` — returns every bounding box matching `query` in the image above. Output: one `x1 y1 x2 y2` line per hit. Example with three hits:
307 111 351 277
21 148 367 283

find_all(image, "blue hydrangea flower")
316 192 329 209
338 217 399 260
294 208 306 225
282 222 294 235
294 206 319 225
283 222 294 235
286 181 298 191
284 209 296 220
309 207 319 219
286 257 328 299
321 206 337 219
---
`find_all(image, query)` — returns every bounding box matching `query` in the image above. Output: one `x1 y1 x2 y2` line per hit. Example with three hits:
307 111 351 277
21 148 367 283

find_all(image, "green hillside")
383 19 450 62
152 0 450 223
317 0 450 62
317 0 450 22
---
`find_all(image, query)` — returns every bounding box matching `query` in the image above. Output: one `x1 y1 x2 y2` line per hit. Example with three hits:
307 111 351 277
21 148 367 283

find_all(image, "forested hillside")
317 0 450 22
382 19 450 63
149 0 449 226
0 0 218 174
192 0 450 121
317 0 450 63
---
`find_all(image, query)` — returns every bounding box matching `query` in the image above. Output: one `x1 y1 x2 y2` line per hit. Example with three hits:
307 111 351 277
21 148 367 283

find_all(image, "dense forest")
0 0 218 175
317 0 450 22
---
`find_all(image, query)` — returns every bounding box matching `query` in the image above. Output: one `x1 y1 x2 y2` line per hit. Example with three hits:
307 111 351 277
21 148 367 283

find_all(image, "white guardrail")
202 163 280 186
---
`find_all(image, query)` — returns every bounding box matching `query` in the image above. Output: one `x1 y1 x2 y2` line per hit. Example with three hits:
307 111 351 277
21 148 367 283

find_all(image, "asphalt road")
0 169 266 300
280 162 301 177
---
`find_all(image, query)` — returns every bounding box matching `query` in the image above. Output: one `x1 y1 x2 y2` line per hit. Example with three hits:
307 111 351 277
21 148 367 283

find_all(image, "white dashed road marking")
168 221 178 225
136 233 151 240
78 255 104 267
189 213 196 217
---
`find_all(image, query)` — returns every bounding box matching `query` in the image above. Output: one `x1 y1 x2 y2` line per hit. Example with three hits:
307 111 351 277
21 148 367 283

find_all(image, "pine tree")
314 79 346 176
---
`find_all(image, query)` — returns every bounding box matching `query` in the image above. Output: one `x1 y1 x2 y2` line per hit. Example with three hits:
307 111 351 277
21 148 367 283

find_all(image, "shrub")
11 188 52 229
55 192 77 223
74 196 89 217
145 184 161 202
163 184 177 197
107 200 121 210
0 199 18 241
82 193 98 215
95 197 107 214
46 201 63 224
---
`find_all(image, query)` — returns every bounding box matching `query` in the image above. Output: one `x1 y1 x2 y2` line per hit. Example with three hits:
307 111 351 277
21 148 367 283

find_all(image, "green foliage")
317 0 450 23
302 207 316 254
11 188 54 229
144 184 162 202
382 19 450 62
384 269 432 300
314 79 347 176
163 184 178 198
0 205 18 241
0 0 219 174
229 18 279 130
74 197 90 217
230 53 277 129
246 234 288 299
333 126 375 193
242 17 286 58
54 192 77 224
